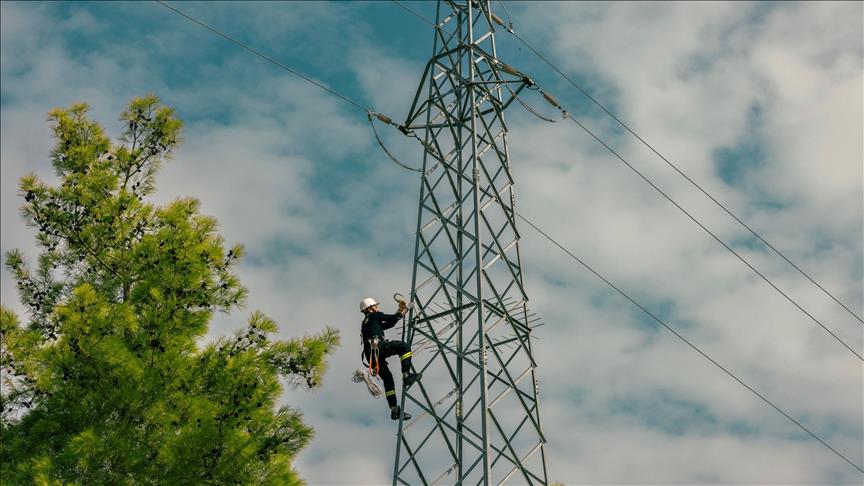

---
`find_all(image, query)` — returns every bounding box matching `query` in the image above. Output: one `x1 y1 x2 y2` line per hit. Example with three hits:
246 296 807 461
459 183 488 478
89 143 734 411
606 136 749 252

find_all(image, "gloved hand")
398 300 408 315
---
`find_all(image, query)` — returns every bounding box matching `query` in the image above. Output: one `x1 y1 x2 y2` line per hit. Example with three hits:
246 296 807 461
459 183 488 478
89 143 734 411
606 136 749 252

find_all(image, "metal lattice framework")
395 2 548 484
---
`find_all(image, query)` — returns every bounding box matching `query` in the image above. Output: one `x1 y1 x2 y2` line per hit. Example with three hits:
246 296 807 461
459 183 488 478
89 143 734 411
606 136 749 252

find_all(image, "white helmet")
360 297 378 312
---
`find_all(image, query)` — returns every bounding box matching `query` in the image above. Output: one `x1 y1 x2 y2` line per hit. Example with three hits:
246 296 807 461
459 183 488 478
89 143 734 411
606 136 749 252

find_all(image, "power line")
561 111 862 361
517 213 864 476
390 0 863 361
392 0 438 30
502 12 863 326
157 1 417 173
155 1 371 113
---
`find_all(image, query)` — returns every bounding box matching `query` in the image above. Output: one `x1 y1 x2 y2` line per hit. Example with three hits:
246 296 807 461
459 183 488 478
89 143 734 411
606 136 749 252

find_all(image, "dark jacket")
361 311 403 355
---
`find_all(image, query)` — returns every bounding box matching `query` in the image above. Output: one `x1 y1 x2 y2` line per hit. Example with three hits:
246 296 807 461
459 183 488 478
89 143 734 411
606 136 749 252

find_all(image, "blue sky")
2 1 862 484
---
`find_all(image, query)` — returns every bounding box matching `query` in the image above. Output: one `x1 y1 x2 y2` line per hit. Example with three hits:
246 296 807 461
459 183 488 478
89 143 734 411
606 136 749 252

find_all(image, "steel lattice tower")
395 1 547 484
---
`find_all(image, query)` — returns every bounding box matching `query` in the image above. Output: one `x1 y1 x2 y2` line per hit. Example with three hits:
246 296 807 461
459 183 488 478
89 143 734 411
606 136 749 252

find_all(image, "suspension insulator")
490 12 505 27
542 91 562 110
376 113 393 125
499 62 520 76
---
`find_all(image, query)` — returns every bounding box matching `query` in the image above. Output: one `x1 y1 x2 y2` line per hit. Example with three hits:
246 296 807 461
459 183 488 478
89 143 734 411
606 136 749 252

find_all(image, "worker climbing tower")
396 1 547 484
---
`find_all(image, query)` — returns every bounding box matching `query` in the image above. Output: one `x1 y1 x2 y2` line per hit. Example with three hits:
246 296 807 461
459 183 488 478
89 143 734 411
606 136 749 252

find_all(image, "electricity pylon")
396 1 548 484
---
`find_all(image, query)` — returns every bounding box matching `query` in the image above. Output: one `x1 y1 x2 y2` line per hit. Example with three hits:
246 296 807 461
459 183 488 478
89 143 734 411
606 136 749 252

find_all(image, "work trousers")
367 340 413 408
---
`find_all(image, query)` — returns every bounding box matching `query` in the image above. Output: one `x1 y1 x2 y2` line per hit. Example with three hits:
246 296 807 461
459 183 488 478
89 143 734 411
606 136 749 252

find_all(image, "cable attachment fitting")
373 112 413 134
367 111 424 173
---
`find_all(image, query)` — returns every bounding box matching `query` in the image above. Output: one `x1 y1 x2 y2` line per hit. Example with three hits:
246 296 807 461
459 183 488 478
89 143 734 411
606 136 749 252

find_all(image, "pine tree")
0 95 340 485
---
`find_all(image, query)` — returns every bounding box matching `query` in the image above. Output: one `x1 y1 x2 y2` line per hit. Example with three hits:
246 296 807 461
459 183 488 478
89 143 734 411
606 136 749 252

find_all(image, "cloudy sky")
2 1 862 484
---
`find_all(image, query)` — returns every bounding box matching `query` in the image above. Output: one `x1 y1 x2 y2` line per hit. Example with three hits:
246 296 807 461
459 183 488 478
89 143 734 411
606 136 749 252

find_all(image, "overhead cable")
155 1 371 113
156 0 419 174
392 0 439 30
562 107 862 361
517 214 864 475
500 8 863 326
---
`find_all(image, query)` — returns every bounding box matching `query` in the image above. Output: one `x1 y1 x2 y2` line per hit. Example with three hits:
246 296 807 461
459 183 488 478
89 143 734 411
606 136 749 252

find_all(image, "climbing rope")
352 368 383 399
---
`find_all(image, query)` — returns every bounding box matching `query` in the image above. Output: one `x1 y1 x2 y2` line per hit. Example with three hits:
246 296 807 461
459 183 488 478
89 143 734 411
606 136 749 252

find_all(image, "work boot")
403 371 422 389
390 405 411 421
